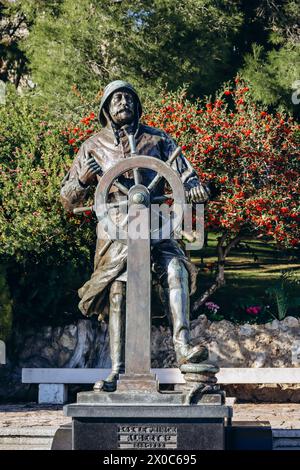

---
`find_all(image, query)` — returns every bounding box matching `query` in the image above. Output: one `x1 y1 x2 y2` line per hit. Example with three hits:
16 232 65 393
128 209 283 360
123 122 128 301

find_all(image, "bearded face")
108 89 135 127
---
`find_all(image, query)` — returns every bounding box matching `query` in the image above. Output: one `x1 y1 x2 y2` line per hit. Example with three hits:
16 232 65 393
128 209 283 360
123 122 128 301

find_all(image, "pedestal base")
76 389 224 405
52 419 274 451
64 402 232 450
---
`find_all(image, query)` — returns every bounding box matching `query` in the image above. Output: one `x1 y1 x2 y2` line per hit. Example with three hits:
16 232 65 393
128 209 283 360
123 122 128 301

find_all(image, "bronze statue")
61 80 211 392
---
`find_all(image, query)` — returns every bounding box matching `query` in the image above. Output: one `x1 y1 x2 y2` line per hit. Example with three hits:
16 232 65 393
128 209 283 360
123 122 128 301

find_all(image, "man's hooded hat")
98 80 142 127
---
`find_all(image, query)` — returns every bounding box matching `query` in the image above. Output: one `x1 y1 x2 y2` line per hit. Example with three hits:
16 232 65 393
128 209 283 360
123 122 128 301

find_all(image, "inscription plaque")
118 425 177 449
71 416 227 450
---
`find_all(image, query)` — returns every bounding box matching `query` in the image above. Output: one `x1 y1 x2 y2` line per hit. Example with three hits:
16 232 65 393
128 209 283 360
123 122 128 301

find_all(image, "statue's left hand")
188 184 210 203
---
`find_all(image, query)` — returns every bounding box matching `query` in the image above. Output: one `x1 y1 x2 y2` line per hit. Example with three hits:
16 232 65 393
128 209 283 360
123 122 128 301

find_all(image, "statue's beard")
110 108 135 127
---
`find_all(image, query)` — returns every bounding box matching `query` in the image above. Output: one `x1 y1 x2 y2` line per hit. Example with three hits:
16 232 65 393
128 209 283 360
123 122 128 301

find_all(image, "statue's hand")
188 184 210 203
78 151 102 187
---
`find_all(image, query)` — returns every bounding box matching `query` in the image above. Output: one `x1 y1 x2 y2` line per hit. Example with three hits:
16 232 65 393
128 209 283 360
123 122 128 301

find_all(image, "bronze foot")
176 344 208 366
93 372 119 392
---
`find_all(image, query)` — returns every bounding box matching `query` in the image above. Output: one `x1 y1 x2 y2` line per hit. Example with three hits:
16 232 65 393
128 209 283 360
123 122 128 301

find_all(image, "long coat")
61 122 202 318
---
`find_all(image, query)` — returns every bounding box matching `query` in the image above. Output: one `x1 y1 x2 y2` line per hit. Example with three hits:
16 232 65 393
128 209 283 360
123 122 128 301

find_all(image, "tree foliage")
1 1 299 115
143 79 300 308
2 0 243 114
0 88 96 325
145 80 300 249
241 0 300 116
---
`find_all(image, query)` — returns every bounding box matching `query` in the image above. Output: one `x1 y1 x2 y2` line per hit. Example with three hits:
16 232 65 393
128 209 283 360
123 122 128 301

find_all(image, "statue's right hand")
78 153 102 187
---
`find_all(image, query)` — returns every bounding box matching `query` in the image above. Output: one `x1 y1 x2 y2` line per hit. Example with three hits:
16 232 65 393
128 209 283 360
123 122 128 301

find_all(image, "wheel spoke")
151 206 170 222
147 173 162 191
147 147 181 192
151 206 174 239
107 199 128 210
152 194 173 204
73 205 93 214
166 146 182 166
133 168 141 185
112 180 129 195
98 214 128 258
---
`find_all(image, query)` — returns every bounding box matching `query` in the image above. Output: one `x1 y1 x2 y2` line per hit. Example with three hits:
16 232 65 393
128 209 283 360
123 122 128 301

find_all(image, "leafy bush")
144 79 300 248
143 79 300 311
0 90 96 325
265 270 300 321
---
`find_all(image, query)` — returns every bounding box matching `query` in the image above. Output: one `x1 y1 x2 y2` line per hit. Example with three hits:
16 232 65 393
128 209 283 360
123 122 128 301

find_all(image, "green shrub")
0 90 96 325
265 270 300 321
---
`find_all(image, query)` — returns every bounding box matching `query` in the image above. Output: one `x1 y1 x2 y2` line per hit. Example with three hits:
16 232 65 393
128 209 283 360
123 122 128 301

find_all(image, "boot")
94 281 124 392
166 259 208 366
174 330 208 366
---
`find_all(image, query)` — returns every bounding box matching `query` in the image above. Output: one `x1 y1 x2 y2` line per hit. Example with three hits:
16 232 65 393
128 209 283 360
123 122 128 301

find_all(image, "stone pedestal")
64 398 232 450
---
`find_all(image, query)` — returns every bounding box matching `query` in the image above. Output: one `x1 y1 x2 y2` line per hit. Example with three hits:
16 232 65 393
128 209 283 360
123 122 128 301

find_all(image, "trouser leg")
167 258 208 365
109 280 124 376
94 280 124 391
167 258 190 352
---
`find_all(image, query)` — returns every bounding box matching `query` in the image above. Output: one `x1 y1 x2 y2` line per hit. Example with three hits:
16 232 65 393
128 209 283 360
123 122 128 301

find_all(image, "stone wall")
191 315 300 368
1 315 300 402
0 319 111 401
152 314 300 368
13 319 111 369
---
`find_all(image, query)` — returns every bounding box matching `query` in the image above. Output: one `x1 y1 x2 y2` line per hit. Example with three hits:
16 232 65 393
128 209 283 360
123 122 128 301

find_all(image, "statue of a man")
61 80 210 392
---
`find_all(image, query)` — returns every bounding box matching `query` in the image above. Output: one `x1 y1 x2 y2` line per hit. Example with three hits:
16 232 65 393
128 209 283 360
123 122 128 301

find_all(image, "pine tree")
14 0 243 114
2 1 298 115
241 0 300 116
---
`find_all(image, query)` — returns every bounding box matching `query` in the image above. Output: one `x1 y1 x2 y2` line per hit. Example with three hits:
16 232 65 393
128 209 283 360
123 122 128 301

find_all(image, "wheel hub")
131 192 146 205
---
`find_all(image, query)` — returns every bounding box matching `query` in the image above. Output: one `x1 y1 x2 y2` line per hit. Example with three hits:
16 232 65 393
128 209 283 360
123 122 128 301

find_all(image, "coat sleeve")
161 133 211 200
60 143 97 213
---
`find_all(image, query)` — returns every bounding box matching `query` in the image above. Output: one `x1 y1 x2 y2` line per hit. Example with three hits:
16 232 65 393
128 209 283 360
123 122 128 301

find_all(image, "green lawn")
190 234 300 323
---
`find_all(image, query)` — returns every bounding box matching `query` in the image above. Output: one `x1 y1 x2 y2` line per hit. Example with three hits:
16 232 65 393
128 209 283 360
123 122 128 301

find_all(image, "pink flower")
246 306 262 315
205 302 220 314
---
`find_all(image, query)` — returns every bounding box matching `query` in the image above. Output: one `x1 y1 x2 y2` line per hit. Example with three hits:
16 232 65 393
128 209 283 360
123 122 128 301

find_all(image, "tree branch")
191 232 254 314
